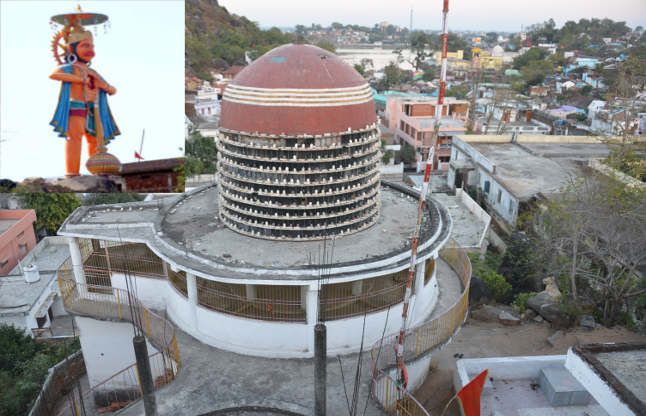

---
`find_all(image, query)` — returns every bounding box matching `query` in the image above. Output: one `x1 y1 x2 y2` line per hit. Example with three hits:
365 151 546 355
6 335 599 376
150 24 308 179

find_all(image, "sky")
220 0 646 32
0 0 185 181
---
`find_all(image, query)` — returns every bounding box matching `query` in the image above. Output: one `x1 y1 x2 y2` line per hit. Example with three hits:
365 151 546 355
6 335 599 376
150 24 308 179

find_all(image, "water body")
336 47 416 72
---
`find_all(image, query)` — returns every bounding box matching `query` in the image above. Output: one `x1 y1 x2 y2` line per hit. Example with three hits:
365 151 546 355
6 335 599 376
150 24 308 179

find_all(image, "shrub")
512 292 537 313
469 253 512 303
481 270 513 303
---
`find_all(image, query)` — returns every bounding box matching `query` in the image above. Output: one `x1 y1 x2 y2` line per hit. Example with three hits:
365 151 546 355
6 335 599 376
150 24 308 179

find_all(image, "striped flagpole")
394 1 449 413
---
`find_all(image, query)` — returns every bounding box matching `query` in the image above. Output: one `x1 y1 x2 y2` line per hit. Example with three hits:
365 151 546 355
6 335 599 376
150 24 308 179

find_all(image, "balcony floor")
118 259 463 416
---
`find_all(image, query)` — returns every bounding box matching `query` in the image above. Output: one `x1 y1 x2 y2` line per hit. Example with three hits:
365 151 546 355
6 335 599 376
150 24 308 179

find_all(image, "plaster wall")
75 316 160 389
121 260 440 358
565 349 635 416
477 170 518 225
454 355 566 393
0 314 27 331
111 273 168 311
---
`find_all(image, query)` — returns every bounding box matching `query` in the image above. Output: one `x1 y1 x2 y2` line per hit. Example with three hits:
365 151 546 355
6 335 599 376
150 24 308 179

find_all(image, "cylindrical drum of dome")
217 44 381 241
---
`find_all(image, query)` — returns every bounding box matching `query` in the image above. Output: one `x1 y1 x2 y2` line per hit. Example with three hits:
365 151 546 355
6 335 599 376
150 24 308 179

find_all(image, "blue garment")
50 64 121 145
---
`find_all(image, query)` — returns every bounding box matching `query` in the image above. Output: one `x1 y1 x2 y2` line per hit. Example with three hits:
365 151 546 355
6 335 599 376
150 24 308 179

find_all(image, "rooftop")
59 182 451 280
571 343 646 415
0 273 55 315
453 135 611 200
1 237 68 315
471 142 584 199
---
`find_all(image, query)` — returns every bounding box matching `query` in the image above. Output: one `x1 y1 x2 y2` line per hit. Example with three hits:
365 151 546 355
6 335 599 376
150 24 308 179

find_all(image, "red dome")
220 44 376 136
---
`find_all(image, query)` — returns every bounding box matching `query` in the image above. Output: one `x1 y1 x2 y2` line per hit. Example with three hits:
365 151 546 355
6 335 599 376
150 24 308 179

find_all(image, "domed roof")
220 44 377 136
491 45 504 56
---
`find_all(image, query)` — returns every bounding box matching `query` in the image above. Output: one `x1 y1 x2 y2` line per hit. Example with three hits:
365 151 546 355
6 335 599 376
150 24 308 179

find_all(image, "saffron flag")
456 369 488 416
134 151 144 161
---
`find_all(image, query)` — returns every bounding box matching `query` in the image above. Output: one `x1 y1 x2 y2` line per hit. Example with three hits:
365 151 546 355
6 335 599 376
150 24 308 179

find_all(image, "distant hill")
185 0 294 80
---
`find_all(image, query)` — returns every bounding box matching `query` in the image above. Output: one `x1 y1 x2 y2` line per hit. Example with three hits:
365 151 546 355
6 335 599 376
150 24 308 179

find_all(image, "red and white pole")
393 1 449 413
438 0 449 106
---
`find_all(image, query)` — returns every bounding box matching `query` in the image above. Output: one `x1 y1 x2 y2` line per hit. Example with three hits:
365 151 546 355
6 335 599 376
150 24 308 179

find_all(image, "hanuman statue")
49 8 120 177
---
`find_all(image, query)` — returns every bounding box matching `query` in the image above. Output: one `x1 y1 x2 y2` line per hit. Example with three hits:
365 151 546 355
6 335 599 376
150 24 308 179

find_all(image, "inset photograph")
0 1 185 192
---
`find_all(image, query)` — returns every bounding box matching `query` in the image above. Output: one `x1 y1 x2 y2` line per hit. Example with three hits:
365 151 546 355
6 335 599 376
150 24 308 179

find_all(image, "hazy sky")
0 0 184 181
220 0 646 32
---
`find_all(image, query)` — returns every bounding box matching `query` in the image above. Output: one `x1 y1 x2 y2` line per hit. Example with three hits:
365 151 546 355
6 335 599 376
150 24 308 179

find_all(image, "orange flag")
456 369 488 416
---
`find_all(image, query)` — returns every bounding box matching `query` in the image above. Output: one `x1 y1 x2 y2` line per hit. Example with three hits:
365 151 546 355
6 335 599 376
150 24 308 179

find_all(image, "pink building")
0 210 37 276
385 96 469 171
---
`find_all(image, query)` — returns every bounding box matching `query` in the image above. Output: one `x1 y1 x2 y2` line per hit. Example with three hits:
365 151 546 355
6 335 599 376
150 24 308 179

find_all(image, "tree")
354 63 365 76
499 231 541 293
604 143 646 182
16 191 81 235
410 31 431 70
400 142 416 165
539 175 646 324
315 40 336 53
378 62 404 90
82 193 144 206
184 130 217 177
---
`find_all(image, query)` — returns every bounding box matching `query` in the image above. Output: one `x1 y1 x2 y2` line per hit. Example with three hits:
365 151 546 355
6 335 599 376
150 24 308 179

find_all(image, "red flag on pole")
456 369 488 416
134 151 144 161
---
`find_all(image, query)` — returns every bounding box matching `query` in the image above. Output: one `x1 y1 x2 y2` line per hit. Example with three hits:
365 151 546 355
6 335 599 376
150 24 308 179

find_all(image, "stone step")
538 367 591 406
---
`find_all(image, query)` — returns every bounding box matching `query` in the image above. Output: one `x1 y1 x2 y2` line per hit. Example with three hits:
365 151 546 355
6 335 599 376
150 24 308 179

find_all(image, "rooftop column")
186 272 198 330
67 237 86 288
306 283 319 354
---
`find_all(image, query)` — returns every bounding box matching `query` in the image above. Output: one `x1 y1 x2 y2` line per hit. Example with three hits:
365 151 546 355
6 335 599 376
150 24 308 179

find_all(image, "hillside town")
0 0 645 416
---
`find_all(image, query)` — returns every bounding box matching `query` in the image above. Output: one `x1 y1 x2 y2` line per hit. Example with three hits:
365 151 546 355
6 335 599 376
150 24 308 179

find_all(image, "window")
19 243 28 256
0 259 8 269
483 180 490 193
497 190 502 204
509 199 515 214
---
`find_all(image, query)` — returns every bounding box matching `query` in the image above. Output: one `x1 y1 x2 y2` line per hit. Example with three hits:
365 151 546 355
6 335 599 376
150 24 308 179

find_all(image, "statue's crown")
66 23 92 45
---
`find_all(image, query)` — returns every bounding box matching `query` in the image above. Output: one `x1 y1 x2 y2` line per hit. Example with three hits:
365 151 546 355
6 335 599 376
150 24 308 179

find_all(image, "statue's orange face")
74 39 95 62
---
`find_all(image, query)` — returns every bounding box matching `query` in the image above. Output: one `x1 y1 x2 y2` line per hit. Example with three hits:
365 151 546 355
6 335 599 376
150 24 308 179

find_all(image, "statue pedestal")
20 175 126 193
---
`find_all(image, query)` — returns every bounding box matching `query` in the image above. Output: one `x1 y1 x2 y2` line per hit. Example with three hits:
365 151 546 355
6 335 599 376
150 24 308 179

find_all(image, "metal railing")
57 258 181 415
168 268 188 297
82 240 166 279
370 241 472 415
372 370 432 416
196 279 306 322
55 352 174 416
58 272 181 366
319 272 407 321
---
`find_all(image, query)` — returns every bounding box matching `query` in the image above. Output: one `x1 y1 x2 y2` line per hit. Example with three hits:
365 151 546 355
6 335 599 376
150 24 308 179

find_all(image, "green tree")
499 231 540 293
0 325 80 416
16 191 81 235
354 63 365 76
184 130 217 176
82 193 144 206
410 31 431 70
316 40 336 53
399 142 416 165
513 47 549 70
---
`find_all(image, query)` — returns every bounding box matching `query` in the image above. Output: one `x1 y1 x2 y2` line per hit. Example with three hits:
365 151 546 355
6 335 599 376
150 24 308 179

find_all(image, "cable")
362 305 391 416
337 355 352 415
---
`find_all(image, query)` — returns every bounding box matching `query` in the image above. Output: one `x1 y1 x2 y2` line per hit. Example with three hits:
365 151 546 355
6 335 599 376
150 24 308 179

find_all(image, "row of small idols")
220 175 379 197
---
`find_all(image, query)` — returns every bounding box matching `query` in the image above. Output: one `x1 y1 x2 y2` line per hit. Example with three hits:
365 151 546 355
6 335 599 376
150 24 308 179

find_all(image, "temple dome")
219 44 377 136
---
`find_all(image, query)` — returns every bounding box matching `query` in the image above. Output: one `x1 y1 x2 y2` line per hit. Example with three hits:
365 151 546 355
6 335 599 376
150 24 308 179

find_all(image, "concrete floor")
118 259 463 416
482 379 607 416
431 193 488 249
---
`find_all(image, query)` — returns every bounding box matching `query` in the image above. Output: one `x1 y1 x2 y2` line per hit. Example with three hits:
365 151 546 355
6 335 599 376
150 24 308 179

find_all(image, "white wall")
565 349 635 416
121 262 440 358
76 316 160 389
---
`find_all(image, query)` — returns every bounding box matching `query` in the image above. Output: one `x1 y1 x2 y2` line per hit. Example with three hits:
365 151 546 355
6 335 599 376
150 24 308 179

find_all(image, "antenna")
138 128 145 162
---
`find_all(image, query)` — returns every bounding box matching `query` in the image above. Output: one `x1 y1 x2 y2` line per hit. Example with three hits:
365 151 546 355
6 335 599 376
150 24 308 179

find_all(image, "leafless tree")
538 174 646 324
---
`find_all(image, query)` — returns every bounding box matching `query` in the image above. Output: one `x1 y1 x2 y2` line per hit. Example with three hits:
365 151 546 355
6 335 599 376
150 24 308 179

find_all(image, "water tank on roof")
23 263 40 283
